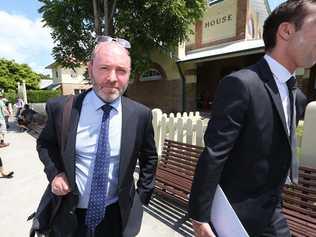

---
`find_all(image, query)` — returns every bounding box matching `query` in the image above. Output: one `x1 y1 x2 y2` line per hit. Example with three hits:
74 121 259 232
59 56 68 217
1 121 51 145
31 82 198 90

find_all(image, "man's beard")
91 78 128 103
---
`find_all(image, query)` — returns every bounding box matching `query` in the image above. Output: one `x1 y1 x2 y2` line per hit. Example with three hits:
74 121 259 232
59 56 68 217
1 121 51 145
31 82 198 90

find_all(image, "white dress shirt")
75 90 122 208
264 54 295 135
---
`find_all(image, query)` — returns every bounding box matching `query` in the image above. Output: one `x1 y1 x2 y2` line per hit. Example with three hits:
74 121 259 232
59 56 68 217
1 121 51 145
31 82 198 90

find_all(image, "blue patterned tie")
85 104 112 231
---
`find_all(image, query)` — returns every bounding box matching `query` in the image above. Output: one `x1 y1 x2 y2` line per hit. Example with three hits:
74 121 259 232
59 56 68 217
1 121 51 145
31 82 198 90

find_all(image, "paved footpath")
0 120 193 237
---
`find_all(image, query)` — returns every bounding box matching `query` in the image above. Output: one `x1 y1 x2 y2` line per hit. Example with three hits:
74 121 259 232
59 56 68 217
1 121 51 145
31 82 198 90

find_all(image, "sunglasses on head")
96 36 131 49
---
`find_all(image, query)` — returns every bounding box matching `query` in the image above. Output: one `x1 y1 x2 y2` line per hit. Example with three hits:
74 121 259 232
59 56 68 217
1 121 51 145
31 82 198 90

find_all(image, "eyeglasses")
96 36 131 49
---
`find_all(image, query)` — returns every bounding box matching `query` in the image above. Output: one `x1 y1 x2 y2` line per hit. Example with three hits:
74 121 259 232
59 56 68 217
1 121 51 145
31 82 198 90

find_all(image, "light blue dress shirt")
75 90 122 208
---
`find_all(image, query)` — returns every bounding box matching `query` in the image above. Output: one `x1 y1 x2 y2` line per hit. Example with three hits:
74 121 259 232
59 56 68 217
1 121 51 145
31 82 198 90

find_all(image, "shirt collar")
90 89 121 112
264 54 295 83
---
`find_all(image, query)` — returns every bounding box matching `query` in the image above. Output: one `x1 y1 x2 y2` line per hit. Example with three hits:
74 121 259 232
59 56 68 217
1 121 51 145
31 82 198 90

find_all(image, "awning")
178 39 265 64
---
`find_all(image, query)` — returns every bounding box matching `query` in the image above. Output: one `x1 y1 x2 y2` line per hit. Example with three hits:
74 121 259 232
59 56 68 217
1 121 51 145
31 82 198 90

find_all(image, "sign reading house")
202 0 237 44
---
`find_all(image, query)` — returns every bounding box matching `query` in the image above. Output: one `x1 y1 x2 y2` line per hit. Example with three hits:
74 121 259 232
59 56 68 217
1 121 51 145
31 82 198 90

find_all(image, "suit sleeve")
188 76 250 222
137 110 158 205
37 101 63 183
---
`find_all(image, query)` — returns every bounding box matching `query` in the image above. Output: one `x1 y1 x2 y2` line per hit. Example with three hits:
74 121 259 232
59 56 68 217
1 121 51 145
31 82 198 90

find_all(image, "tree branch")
110 0 117 22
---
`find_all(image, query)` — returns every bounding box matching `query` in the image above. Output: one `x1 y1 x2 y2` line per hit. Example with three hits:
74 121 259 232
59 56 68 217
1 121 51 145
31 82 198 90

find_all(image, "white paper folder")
211 186 249 237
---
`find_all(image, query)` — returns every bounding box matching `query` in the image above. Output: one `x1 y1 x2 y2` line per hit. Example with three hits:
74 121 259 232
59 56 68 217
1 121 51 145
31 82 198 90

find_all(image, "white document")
211 185 249 237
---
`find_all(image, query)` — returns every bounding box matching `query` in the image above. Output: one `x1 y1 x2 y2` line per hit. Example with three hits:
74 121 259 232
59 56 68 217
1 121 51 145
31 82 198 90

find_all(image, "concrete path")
0 119 193 237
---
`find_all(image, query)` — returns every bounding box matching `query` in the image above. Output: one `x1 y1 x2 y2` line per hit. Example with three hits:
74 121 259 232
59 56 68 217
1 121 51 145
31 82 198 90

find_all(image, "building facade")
45 63 91 95
127 0 316 113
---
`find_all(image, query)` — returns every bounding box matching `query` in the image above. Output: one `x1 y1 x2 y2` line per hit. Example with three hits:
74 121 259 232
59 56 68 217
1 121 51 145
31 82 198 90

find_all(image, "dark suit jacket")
188 58 307 236
36 91 158 237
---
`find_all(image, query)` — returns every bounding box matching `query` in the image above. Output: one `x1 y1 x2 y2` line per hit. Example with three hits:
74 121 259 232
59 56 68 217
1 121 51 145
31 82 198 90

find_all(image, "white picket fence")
152 108 209 155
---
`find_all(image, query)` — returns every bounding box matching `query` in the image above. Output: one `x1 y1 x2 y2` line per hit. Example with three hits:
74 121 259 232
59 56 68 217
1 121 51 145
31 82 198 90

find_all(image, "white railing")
152 108 209 155
301 102 316 167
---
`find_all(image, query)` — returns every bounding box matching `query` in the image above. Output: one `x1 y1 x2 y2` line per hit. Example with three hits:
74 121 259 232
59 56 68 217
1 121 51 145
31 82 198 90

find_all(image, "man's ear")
278 22 296 41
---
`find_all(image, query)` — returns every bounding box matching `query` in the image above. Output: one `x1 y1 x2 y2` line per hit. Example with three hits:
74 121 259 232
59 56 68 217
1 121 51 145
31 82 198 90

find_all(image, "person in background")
4 102 12 129
0 157 14 178
15 97 24 117
0 94 9 147
17 104 35 129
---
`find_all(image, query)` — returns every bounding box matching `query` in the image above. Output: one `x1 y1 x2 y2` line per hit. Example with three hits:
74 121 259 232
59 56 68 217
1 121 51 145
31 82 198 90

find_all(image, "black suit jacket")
188 58 307 236
36 91 158 236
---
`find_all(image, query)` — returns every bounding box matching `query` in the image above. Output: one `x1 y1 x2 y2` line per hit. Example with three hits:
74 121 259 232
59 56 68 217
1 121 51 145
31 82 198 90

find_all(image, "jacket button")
69 210 74 215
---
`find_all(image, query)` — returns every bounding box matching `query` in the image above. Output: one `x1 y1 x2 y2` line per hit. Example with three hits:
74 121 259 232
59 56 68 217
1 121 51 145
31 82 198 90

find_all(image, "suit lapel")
119 97 136 187
257 58 290 141
62 91 87 193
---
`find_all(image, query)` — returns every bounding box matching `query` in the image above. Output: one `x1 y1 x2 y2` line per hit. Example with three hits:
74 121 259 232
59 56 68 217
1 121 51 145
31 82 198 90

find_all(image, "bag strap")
61 95 75 152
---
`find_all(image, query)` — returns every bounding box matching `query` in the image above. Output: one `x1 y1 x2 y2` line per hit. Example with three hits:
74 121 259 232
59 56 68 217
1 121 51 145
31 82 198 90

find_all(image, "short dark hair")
263 0 316 51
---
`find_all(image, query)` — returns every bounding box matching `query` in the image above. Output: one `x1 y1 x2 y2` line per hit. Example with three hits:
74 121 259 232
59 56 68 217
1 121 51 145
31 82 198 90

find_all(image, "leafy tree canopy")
0 58 41 92
39 0 205 73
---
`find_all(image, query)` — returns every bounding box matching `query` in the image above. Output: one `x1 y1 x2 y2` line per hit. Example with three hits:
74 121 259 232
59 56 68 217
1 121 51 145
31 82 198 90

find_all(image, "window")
140 69 162 81
74 89 86 95
54 69 59 79
265 0 286 13
70 69 78 78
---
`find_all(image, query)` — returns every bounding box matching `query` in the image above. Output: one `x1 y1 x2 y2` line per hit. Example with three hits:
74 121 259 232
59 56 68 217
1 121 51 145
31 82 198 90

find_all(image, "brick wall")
127 78 182 113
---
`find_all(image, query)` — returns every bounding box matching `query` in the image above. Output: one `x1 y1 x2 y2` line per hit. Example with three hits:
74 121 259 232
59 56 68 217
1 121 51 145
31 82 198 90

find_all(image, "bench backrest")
155 139 204 204
158 139 316 223
282 166 316 220
160 139 203 180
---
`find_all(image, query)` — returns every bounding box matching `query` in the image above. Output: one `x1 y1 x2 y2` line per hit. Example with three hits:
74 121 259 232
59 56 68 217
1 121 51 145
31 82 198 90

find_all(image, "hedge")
27 90 61 103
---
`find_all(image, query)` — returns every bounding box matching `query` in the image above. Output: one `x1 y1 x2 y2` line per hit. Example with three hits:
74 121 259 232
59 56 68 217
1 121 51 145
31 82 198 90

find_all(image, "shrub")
27 90 61 103
3 89 17 103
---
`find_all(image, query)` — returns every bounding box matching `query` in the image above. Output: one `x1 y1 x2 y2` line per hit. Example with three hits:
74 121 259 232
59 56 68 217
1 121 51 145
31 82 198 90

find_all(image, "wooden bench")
155 139 203 206
282 166 316 237
155 139 316 236
27 123 45 138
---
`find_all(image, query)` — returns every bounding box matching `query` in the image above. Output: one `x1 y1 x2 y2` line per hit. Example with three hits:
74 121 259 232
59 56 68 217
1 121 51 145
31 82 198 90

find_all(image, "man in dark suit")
189 1 316 236
36 36 158 237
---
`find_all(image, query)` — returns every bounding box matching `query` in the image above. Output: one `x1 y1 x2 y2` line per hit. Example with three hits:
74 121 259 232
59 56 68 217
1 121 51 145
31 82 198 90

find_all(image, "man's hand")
51 172 71 196
192 220 216 237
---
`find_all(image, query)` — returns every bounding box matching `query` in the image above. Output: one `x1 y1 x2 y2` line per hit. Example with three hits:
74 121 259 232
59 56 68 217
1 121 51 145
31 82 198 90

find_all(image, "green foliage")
296 121 304 159
38 73 53 81
4 89 17 104
0 58 41 91
27 90 61 103
38 0 205 72
296 122 304 138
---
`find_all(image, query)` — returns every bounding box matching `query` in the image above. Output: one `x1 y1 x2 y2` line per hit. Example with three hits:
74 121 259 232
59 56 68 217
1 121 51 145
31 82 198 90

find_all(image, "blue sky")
0 0 43 20
267 0 287 11
0 0 53 75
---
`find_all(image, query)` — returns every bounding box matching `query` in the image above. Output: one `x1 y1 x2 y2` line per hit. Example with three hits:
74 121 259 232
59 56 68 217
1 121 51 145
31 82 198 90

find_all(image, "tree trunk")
109 0 117 35
104 0 109 35
92 0 101 35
